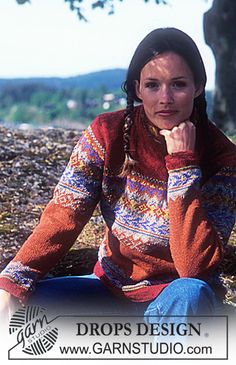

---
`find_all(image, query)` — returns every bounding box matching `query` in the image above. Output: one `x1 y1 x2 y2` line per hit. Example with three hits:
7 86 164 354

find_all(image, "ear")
194 84 204 98
135 80 142 100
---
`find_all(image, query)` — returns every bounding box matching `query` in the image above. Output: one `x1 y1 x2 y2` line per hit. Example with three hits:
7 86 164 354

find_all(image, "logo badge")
9 305 58 355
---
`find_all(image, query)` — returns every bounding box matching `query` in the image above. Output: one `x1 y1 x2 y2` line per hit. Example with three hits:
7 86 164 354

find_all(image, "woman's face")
135 52 203 130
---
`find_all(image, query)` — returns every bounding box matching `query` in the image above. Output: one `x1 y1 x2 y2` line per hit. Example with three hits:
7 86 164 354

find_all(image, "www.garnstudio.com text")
59 341 212 356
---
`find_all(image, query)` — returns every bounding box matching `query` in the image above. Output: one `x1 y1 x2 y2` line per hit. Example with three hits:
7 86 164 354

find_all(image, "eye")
172 80 187 88
144 81 159 89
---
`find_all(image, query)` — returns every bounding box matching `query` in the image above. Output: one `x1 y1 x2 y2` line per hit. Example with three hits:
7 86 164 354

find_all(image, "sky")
0 0 214 89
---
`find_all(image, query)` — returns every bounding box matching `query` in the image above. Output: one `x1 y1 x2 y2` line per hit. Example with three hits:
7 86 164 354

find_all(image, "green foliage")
0 81 125 127
16 0 30 4
16 0 167 21
0 69 126 127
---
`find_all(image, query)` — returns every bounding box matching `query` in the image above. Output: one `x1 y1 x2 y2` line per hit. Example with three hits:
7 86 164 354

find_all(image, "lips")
156 110 178 117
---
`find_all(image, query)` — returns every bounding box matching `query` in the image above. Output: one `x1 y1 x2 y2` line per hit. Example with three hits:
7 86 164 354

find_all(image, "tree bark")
204 0 236 132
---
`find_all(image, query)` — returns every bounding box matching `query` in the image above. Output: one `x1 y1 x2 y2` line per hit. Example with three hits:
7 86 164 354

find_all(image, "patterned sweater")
0 105 235 303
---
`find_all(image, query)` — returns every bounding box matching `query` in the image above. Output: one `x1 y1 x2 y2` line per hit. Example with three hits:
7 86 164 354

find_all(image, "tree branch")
16 0 168 21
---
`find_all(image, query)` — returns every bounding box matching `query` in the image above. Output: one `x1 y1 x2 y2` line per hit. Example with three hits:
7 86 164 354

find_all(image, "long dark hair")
119 27 208 177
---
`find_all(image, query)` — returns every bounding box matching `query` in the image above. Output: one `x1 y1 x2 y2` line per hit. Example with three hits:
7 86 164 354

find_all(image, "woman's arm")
161 121 235 279
0 119 106 302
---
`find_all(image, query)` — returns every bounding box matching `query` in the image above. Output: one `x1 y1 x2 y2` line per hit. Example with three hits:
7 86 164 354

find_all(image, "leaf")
16 0 30 4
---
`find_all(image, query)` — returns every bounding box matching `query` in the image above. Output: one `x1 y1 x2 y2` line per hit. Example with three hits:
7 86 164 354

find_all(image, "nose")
159 86 174 104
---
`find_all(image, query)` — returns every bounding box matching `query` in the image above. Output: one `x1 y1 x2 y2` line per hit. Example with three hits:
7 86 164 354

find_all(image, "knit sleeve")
0 118 105 302
165 151 236 279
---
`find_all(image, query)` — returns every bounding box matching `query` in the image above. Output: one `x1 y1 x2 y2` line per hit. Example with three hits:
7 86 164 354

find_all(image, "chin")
156 121 180 130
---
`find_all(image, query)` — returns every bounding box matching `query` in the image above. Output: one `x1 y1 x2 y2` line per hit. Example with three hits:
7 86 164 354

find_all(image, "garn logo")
9 306 58 355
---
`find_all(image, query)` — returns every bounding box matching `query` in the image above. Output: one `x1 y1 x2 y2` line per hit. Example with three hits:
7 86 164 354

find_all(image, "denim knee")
167 278 215 301
144 277 219 318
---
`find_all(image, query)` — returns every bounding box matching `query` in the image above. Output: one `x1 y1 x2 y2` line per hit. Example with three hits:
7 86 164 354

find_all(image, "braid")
195 91 208 124
119 95 137 177
194 90 212 173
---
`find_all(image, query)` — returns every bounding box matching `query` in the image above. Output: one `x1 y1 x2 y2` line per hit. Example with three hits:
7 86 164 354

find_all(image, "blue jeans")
28 275 223 317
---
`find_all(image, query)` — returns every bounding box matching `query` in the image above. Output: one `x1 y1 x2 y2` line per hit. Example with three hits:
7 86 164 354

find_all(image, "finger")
185 120 195 128
171 125 180 133
178 121 188 130
159 129 171 137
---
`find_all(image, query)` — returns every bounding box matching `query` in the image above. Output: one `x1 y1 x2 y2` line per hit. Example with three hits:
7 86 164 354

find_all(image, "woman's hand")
159 120 196 155
0 289 12 322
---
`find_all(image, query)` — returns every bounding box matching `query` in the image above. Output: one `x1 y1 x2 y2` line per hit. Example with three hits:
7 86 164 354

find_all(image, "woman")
0 28 235 318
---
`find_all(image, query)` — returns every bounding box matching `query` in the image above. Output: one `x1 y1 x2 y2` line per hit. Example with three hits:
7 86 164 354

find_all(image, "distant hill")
0 68 127 91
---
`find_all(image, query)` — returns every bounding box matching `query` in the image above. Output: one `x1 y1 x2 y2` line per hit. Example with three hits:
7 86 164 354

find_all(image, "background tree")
204 0 236 133
16 0 236 132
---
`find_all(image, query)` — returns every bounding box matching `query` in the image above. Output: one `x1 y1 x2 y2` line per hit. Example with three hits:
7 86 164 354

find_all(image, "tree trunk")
204 0 236 133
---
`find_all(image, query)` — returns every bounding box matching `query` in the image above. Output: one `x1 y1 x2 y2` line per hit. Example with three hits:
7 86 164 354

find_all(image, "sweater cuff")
0 277 31 303
0 261 39 302
166 151 201 202
165 151 199 171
